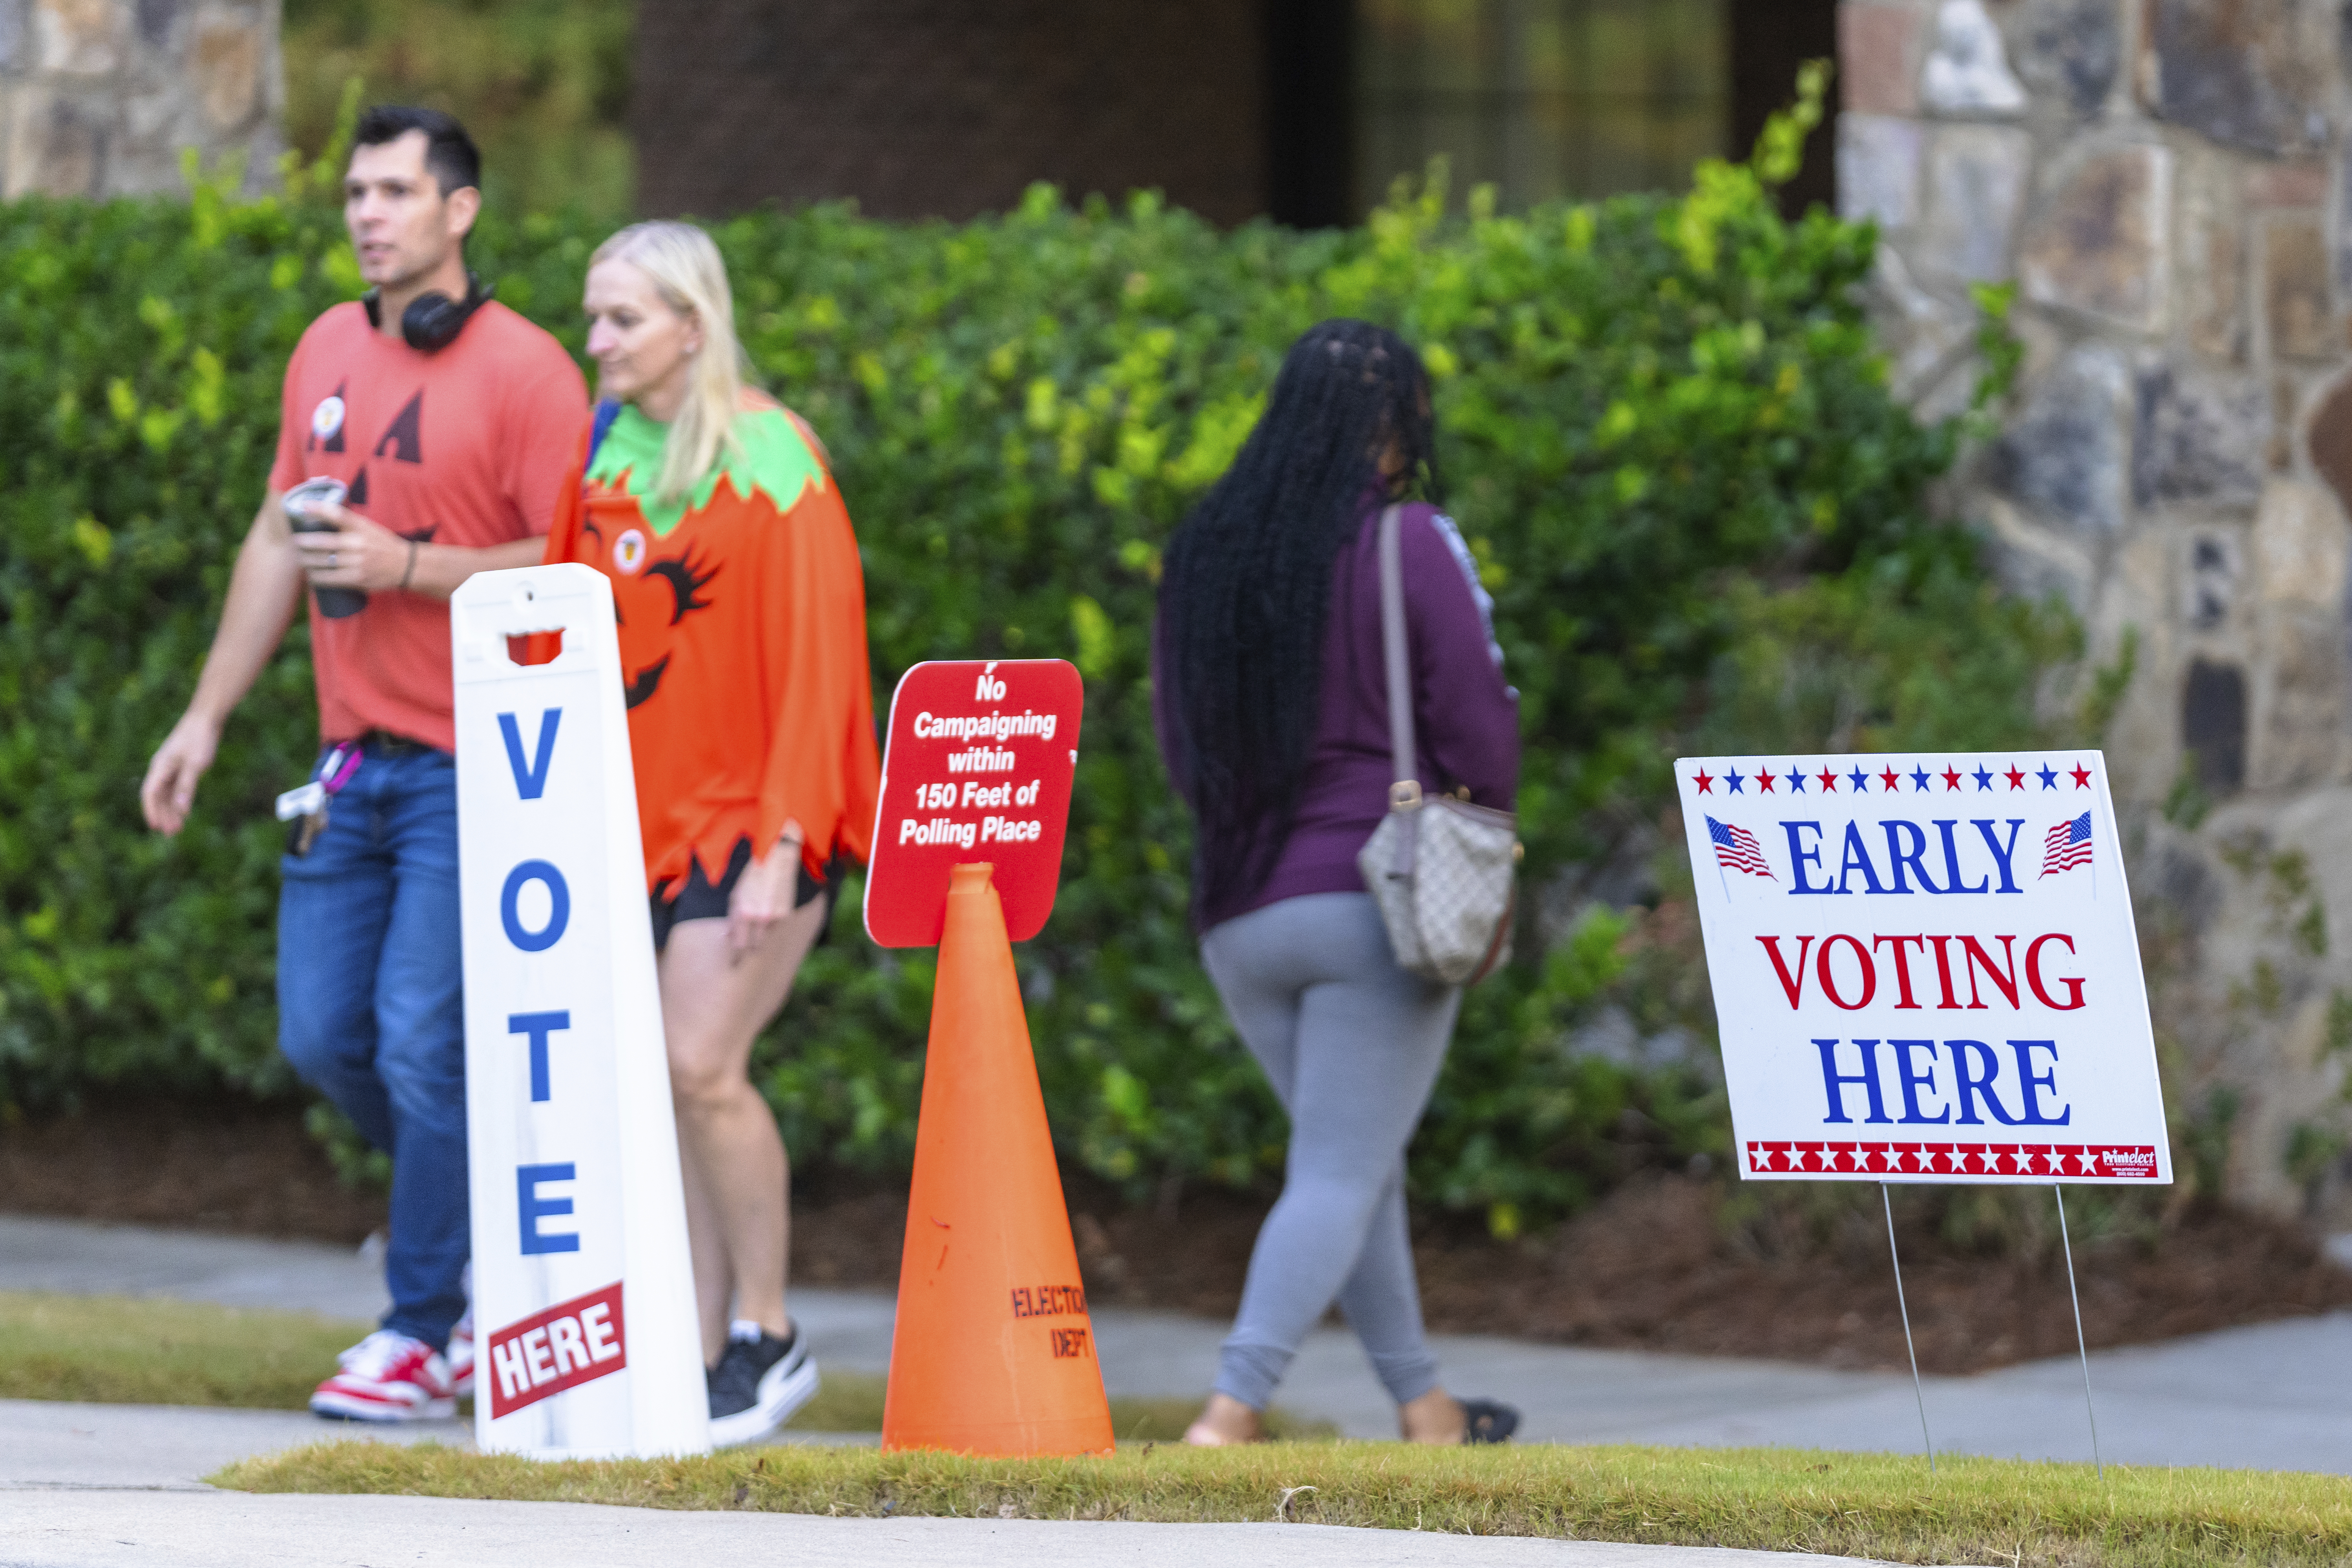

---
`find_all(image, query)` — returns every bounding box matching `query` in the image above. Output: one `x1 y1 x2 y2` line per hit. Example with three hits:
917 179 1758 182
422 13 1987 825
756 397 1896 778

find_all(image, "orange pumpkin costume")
541 394 880 896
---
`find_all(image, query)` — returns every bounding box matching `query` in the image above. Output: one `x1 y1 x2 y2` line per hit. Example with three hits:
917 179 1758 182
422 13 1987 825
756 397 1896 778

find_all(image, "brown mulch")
7 1099 2349 1377
1407 1174 2352 1376
0 1098 389 1241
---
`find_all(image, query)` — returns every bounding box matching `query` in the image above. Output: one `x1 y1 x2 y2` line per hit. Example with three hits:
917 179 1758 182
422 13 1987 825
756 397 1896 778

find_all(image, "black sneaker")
707 1319 819 1448
1461 1397 1519 1444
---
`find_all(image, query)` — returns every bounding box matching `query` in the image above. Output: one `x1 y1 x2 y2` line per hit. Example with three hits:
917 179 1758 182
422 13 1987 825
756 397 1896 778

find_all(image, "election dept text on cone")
879 862 1114 1455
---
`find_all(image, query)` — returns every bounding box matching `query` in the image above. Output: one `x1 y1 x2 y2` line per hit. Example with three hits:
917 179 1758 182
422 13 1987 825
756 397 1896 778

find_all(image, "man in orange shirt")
139 108 588 1422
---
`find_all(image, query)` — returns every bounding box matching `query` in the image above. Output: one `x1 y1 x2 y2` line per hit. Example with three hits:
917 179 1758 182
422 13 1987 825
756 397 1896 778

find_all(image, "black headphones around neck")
364 272 492 352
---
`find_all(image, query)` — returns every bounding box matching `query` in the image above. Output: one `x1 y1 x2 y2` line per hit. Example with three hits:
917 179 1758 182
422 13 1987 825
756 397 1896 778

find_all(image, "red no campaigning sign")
863 659 1083 948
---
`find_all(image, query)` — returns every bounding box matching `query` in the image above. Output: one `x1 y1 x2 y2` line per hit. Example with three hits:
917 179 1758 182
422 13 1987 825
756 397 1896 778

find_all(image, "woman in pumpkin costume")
541 222 879 1447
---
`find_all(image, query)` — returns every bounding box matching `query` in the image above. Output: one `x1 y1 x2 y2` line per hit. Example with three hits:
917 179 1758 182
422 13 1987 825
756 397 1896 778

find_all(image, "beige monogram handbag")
1356 505 1520 985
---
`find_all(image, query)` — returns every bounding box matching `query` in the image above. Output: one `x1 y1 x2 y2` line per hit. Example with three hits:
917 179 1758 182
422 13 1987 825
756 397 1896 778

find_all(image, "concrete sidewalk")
0 1212 1903 1567
0 1395 467 1491
7 1213 2352 1475
0 1492 1902 1568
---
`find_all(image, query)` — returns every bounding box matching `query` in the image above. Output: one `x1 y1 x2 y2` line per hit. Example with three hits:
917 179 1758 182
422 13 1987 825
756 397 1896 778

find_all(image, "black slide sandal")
1461 1398 1520 1444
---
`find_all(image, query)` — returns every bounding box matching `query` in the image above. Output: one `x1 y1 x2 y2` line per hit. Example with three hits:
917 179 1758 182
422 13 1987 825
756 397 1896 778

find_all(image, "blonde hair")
590 220 753 505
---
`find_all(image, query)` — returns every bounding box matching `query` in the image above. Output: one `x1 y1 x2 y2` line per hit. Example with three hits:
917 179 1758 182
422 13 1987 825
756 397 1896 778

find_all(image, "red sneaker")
309 1331 456 1422
445 1311 474 1400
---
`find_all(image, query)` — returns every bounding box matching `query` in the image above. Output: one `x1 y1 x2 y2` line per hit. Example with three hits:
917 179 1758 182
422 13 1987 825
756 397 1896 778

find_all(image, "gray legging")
1199 891 1462 1410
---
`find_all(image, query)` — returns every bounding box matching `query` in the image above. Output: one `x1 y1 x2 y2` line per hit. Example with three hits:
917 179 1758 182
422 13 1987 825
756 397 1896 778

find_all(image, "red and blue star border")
1748 1140 2159 1180
1686 759 2098 796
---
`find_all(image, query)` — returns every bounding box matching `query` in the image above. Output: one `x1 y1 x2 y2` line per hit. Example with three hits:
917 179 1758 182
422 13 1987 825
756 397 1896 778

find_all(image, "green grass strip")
213 1440 2352 1565
28 1288 2348 1564
0 1291 366 1409
0 1291 1326 1440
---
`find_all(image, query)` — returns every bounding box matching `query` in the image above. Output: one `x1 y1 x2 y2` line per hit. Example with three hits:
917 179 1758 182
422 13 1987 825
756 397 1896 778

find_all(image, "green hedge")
0 112 2075 1228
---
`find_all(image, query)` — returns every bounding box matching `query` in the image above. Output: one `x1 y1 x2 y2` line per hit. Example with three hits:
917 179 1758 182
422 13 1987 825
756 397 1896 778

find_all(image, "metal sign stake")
2053 1183 2103 1479
1881 1182 1934 1473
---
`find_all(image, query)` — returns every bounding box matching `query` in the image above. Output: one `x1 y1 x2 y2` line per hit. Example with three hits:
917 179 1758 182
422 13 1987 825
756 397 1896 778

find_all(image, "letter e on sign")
865 660 1083 947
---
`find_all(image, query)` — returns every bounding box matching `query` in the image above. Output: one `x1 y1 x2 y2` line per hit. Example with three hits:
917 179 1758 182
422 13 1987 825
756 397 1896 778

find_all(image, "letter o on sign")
501 860 571 952
1816 933 1876 1010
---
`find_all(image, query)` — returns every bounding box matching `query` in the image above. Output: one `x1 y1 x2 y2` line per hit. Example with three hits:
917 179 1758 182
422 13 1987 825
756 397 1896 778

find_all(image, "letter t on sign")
508 1011 572 1103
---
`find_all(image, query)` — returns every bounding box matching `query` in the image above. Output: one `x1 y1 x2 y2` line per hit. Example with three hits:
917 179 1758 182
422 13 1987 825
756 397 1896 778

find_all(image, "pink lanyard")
317 742 363 799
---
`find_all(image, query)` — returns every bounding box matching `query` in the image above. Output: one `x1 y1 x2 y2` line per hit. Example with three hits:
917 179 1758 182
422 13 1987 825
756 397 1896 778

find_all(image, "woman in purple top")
1154 320 1521 1445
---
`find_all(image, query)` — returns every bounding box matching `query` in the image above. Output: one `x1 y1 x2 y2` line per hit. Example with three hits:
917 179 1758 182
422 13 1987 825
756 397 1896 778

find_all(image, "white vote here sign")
1676 750 2167 1186
452 564 708 1458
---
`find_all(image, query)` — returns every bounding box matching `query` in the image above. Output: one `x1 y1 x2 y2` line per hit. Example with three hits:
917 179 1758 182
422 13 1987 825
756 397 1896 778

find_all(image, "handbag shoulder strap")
1376 504 1421 809
586 397 623 467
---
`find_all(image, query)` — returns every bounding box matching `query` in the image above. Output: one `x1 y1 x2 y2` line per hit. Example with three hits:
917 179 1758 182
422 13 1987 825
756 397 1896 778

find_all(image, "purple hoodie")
1156 497 1521 931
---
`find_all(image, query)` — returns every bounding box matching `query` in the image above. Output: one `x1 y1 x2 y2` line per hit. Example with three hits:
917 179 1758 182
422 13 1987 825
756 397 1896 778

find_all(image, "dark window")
2182 659 2247 796
1727 0 1838 218
1268 0 1359 228
1352 0 1731 215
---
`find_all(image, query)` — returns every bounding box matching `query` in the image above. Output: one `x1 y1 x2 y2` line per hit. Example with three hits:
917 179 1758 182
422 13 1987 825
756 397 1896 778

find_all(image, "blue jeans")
278 746 470 1350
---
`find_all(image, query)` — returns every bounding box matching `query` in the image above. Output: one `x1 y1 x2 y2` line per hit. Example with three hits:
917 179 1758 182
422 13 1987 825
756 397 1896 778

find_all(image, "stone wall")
1 0 283 199
1840 0 2352 1219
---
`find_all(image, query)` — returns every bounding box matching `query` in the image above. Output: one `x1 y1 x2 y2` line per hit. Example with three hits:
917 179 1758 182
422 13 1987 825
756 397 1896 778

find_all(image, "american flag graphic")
2040 811 2093 876
1706 816 1774 878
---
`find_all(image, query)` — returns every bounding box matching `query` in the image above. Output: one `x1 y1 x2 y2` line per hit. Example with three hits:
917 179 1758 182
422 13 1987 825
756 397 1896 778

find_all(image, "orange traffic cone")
880 862 1116 1456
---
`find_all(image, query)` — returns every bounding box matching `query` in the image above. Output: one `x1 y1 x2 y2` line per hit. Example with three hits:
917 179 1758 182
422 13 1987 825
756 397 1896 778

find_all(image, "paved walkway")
41 1212 2352 1564
0 1211 1908 1565
0 1395 463 1490
6 1212 2352 1473
0 1492 1900 1568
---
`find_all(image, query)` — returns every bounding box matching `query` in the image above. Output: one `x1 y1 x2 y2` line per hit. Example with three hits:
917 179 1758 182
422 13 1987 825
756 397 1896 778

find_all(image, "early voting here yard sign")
1676 750 2168 1186
451 565 708 1458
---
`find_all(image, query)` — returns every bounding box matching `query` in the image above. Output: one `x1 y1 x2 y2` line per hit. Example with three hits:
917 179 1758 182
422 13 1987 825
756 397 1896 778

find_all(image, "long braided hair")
1158 319 1440 923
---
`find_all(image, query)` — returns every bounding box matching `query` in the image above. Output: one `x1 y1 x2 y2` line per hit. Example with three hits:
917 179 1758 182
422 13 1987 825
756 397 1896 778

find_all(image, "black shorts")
650 836 836 951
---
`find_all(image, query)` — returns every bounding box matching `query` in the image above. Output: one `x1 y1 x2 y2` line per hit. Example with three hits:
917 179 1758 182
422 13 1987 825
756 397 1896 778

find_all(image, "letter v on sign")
498 709 561 800
1756 935 1814 1008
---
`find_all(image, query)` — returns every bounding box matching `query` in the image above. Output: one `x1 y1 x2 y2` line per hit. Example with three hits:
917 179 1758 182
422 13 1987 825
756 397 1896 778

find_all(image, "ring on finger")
328 551 338 568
